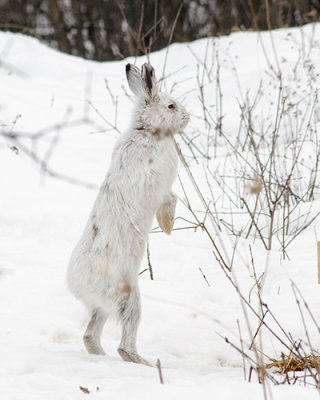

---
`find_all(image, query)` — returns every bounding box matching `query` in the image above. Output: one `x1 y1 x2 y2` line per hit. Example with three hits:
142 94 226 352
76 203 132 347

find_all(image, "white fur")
67 63 189 364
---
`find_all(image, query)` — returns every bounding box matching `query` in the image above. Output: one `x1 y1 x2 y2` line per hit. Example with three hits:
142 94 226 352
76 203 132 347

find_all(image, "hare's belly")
146 143 178 195
68 231 145 296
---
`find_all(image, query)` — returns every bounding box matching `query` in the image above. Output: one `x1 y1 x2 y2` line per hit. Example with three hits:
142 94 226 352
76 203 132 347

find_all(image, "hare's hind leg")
117 288 151 366
83 309 107 355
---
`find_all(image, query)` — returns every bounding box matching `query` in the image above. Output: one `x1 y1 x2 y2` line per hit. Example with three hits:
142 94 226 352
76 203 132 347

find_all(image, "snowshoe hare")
67 62 189 365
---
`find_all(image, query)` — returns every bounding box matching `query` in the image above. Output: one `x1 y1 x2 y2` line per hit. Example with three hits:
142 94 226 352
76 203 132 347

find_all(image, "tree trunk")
47 0 72 54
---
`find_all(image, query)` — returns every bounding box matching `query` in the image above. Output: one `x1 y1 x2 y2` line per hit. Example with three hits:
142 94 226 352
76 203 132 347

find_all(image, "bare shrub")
179 28 320 257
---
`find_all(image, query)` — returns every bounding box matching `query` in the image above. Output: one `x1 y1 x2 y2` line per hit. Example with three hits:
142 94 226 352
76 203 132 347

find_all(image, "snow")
1 24 320 399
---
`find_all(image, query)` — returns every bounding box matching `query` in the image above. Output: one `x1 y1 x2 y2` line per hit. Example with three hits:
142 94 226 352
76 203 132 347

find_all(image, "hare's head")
126 63 189 136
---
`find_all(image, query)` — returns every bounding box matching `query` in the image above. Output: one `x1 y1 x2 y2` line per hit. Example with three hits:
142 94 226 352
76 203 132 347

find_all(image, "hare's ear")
126 63 145 98
141 63 159 100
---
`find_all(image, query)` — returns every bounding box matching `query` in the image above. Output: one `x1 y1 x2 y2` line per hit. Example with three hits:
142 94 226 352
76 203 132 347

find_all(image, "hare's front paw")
156 193 177 235
117 348 152 366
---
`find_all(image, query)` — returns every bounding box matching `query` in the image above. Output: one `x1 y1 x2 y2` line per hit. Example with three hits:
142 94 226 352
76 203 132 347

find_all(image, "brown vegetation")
1 1 320 60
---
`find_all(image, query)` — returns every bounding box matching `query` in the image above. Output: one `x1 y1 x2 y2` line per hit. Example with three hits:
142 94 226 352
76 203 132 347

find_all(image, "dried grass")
266 354 320 374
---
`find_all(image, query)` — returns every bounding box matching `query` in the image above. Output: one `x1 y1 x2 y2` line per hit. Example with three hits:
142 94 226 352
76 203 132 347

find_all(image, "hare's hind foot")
83 308 107 356
84 334 106 355
117 348 152 366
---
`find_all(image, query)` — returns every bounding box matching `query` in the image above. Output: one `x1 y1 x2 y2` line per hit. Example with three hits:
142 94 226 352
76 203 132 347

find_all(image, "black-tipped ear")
144 67 153 93
126 63 144 98
141 63 158 100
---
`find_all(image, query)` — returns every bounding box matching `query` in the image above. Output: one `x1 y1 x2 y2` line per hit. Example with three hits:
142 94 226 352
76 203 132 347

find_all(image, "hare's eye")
168 104 176 110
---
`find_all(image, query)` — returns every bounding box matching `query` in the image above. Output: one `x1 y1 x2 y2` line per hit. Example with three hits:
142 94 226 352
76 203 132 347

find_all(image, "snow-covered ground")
1 24 320 399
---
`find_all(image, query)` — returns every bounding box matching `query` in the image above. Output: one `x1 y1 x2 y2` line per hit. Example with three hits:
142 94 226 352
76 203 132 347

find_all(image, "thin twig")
156 359 164 384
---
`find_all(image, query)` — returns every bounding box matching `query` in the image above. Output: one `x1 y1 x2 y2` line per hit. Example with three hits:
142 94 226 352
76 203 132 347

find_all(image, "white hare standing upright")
67 62 189 365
